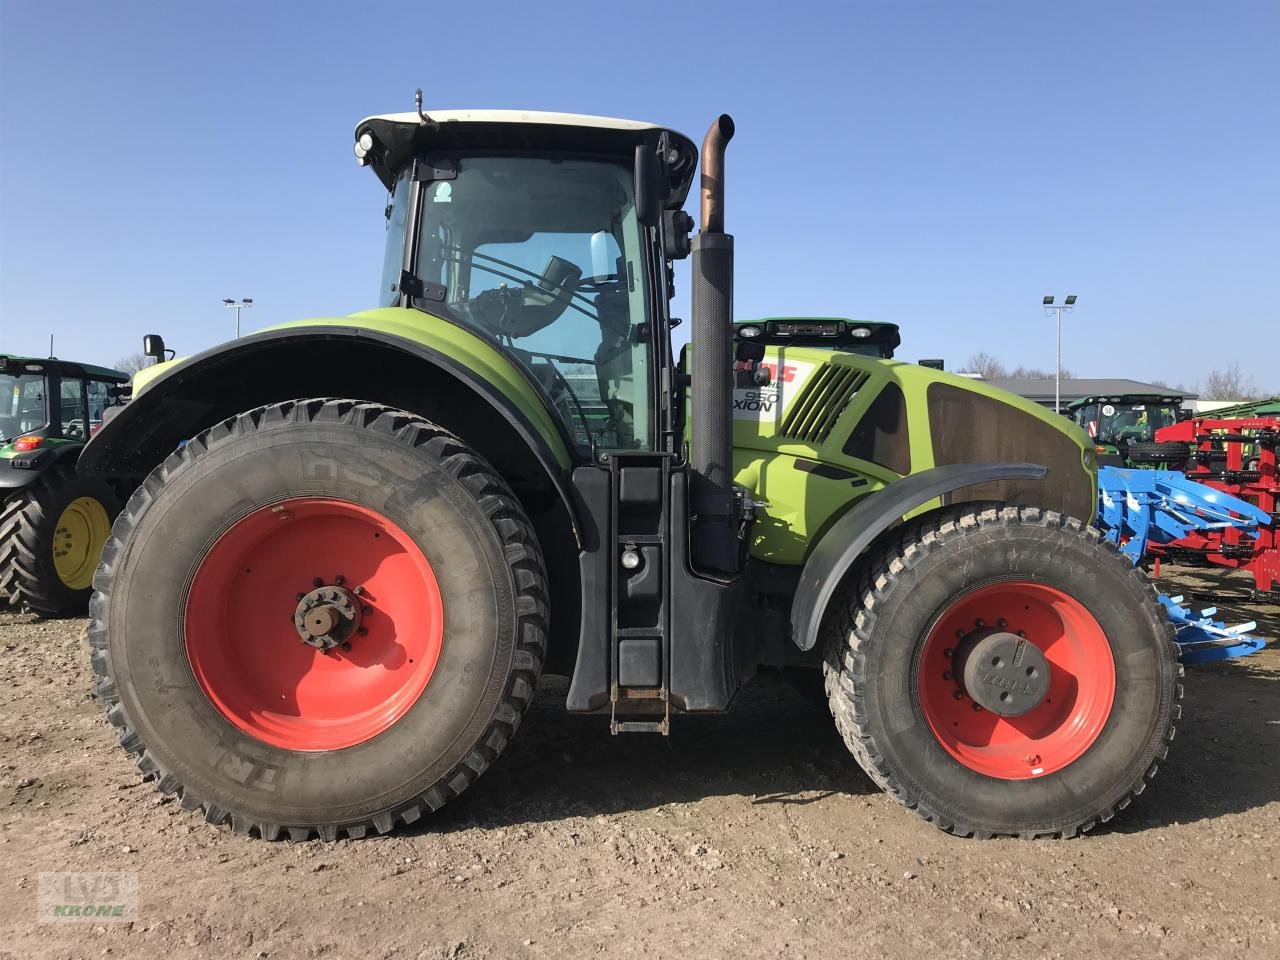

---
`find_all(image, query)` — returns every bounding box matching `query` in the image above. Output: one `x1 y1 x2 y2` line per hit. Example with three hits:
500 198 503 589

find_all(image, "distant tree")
957 353 1074 380
1009 365 1074 380
113 352 152 376
1202 363 1266 401
959 351 1007 379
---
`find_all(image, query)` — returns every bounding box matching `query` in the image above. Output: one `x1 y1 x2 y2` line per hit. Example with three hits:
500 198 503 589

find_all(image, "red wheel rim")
917 581 1116 779
184 498 444 751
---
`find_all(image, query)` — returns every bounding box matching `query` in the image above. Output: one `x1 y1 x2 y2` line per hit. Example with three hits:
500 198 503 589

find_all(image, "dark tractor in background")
1 355 128 616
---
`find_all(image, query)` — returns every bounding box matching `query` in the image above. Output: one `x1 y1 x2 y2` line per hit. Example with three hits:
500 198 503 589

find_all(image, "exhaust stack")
689 114 737 574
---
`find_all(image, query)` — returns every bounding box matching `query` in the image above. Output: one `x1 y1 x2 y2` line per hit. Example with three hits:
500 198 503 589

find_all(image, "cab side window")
87 380 114 430
59 378 86 438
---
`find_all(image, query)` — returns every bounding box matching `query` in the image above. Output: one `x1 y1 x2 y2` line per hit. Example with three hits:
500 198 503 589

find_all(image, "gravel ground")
1 566 1277 960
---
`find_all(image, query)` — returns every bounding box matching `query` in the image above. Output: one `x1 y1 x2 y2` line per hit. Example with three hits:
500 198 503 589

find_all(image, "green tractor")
80 109 1179 841
1 355 128 616
1067 392 1188 467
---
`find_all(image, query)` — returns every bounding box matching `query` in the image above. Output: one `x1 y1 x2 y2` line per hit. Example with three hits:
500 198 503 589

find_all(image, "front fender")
788 462 1048 652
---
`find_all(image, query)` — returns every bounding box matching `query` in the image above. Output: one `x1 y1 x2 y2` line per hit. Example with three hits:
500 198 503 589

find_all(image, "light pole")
1042 294 1076 413
222 298 253 338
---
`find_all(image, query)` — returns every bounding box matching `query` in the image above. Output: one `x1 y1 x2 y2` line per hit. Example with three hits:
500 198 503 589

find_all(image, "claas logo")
760 363 800 383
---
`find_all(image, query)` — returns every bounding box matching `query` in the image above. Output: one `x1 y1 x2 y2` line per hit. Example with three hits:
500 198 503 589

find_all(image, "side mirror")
143 334 166 361
662 209 694 260
634 145 664 227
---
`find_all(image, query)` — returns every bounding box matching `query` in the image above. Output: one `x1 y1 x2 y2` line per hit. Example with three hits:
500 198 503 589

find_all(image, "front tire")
1127 440 1190 465
824 505 1181 838
89 399 547 840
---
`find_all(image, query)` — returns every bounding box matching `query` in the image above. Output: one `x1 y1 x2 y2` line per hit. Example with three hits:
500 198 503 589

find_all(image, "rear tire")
89 399 547 840
0 463 119 617
823 505 1181 838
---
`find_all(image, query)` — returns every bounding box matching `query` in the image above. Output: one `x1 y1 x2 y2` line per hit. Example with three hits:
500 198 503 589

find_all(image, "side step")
606 453 672 736
610 719 670 735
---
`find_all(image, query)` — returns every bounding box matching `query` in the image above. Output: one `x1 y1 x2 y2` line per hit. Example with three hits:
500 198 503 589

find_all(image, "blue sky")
1 1 1276 390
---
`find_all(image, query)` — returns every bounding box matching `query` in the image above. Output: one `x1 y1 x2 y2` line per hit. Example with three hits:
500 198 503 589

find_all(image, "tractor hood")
725 346 1098 565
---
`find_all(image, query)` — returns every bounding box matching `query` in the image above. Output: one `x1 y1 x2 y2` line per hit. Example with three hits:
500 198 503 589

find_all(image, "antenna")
49 334 54 358
415 88 432 125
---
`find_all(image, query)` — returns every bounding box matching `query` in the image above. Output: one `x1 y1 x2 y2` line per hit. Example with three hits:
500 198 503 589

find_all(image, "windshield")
0 372 47 442
1094 401 1181 443
389 155 652 453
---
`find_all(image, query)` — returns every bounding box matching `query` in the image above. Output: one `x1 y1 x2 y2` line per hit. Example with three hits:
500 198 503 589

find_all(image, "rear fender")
0 441 81 493
79 325 577 524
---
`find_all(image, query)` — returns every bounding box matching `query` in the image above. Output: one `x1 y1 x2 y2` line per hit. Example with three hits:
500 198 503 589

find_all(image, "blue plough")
1096 467 1272 664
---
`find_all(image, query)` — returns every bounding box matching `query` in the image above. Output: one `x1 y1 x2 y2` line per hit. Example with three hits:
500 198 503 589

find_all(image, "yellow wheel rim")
52 496 111 590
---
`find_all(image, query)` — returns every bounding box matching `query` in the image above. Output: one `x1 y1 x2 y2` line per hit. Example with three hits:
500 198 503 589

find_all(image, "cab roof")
354 108 699 206
0 355 129 383
1066 392 1186 409
358 109 666 135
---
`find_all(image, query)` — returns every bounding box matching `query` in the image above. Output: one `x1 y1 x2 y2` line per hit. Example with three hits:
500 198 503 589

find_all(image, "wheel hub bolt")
293 583 364 651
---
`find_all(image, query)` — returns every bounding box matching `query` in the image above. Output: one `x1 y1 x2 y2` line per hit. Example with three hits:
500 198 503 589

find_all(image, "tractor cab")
0 355 127 459
1068 393 1186 464
363 110 698 455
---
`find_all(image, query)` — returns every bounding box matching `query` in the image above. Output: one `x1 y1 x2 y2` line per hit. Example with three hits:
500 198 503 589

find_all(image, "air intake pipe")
689 114 738 574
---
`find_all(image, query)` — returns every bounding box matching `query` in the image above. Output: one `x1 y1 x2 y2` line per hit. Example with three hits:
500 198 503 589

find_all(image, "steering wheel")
439 254 632 336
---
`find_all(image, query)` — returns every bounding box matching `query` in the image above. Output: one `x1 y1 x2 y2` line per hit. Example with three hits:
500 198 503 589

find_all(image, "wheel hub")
954 629 1051 716
293 583 363 650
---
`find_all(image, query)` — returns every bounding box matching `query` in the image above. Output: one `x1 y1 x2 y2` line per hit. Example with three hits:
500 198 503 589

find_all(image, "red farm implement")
1151 417 1279 599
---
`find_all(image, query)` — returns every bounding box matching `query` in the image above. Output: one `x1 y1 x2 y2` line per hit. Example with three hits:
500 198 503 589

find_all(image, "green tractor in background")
1067 392 1189 468
80 108 1179 842
1 355 128 616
